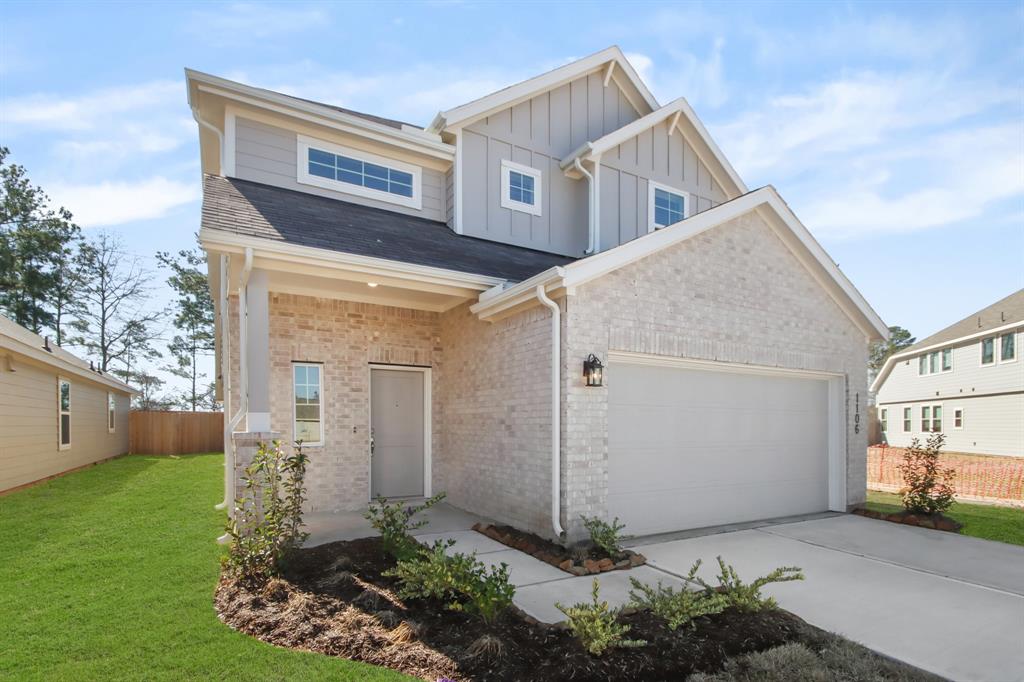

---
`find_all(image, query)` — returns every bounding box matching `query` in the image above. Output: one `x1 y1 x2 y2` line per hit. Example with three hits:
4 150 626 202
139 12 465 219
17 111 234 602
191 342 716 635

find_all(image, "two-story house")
872 289 1024 457
187 46 887 541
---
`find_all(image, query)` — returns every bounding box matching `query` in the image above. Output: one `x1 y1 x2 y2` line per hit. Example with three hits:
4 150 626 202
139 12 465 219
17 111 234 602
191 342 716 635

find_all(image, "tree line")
0 146 218 411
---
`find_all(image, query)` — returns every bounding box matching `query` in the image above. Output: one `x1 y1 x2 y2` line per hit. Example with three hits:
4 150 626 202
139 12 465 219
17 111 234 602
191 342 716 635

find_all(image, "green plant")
580 515 627 558
898 432 955 515
451 561 515 624
692 556 803 612
223 440 310 584
556 579 646 656
628 559 728 630
364 492 446 560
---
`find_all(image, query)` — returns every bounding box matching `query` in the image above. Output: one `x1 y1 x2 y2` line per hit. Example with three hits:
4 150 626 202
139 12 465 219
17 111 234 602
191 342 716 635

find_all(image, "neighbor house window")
880 408 888 432
58 378 71 450
931 405 942 432
902 407 912 432
981 337 995 365
918 356 927 375
648 181 688 230
929 351 939 374
297 135 421 209
920 406 930 432
941 348 953 371
954 408 964 429
293 363 323 446
500 159 542 216
107 393 116 434
1001 333 1016 361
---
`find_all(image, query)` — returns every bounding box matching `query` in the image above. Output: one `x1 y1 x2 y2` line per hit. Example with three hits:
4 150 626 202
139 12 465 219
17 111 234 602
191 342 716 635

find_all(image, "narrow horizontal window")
297 136 421 210
981 337 995 365
308 148 413 197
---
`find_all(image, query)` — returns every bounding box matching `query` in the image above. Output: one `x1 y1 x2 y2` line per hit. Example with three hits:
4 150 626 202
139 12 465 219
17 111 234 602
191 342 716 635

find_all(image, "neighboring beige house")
872 289 1024 457
188 46 887 541
0 315 133 493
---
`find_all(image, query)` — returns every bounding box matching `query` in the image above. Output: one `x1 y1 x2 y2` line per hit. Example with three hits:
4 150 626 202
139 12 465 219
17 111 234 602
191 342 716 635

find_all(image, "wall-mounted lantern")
583 353 604 387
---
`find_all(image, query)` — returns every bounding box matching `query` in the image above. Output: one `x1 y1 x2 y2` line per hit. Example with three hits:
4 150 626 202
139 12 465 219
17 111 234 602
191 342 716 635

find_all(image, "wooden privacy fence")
868 445 1024 505
130 411 224 455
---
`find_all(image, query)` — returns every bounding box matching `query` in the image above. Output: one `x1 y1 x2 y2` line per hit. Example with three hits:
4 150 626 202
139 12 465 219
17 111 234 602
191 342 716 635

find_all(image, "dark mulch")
853 507 962 532
217 537 838 682
475 523 646 575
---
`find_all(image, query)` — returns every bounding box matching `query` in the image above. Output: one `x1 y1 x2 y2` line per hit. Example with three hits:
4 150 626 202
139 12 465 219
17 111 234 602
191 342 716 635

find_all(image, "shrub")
223 440 309 584
580 515 627 558
628 559 728 630
898 432 955 515
692 556 803 612
556 579 646 656
364 492 446 561
451 561 515 624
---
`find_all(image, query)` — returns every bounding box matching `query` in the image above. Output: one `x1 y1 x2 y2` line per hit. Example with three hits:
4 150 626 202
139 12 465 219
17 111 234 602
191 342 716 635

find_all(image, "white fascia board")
435 46 659 132
677 99 748 195
199 228 505 292
0 333 136 394
870 319 1024 392
186 70 453 160
470 267 565 319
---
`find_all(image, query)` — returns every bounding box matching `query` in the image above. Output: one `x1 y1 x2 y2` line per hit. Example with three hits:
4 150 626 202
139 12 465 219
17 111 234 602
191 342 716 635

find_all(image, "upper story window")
58 378 71 450
648 181 689 231
1001 332 1016 362
297 135 421 210
107 393 116 434
941 348 953 371
981 337 995 365
919 348 952 375
500 160 542 216
293 363 323 446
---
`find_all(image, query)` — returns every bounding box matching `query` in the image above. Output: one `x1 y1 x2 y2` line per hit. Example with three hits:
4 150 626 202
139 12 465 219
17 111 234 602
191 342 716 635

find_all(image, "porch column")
245 269 271 432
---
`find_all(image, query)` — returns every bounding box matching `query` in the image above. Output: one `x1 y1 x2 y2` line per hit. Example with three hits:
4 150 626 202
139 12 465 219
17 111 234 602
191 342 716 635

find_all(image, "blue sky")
1 1 1022 393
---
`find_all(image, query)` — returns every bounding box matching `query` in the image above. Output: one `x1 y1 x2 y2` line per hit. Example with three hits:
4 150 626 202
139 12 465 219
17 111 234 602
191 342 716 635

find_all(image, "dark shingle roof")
906 289 1024 352
201 175 574 282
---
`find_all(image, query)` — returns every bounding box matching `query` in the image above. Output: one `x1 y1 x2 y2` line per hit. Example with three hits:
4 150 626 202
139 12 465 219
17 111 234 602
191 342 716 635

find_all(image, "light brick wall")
562 210 870 539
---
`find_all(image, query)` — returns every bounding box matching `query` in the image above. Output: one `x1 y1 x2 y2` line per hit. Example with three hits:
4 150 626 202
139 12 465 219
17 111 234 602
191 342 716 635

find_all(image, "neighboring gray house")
872 290 1024 458
187 46 887 541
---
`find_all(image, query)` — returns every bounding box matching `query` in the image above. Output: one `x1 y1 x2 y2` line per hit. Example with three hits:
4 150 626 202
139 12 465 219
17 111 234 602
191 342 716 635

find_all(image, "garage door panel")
608 361 830 537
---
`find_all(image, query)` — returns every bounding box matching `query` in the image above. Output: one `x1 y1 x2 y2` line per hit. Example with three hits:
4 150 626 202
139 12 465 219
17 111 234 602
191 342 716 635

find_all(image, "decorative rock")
614 559 631 570
583 559 600 574
886 514 904 523
917 517 936 529
597 558 614 571
902 515 919 526
569 565 588 577
558 559 573 571
472 522 486 533
629 553 646 567
936 517 958 532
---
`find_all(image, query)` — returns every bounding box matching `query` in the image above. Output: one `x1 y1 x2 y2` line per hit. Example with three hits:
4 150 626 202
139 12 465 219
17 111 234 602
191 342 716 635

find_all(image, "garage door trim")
607 351 848 513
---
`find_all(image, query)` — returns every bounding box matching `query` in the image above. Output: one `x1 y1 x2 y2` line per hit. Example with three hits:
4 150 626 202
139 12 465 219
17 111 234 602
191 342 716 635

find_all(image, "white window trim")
940 347 953 373
499 159 542 217
58 377 71 451
296 135 422 210
953 407 964 430
880 408 888 433
919 348 953 376
107 392 116 434
292 362 325 448
980 336 996 366
921 403 943 433
999 331 1017 364
647 180 690 232
902 406 912 433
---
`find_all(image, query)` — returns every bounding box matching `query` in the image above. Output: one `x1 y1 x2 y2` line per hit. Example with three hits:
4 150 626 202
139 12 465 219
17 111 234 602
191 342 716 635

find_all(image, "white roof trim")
472 187 887 341
870 318 1024 392
432 46 659 132
560 97 748 196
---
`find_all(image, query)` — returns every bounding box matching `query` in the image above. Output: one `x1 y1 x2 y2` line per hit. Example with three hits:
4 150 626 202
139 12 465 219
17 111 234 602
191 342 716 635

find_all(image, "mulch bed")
852 507 962 532
473 522 646 575
216 536 828 682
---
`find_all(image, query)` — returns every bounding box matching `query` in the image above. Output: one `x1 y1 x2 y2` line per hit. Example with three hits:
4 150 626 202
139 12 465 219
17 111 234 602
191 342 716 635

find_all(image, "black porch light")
583 353 604 387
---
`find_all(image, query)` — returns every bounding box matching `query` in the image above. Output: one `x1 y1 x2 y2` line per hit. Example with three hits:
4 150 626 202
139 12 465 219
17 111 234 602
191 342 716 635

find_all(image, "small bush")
556 579 645 656
898 432 955 515
364 492 446 561
223 440 309 584
451 561 515 624
692 556 803 612
580 515 627 558
628 559 728 630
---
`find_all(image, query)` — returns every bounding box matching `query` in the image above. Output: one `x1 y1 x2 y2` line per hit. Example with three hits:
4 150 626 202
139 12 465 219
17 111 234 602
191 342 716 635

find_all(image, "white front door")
370 367 426 499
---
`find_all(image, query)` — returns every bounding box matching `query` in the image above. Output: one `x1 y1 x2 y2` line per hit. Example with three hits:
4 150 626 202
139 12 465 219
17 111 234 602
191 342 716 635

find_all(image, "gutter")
191 107 224 176
573 158 599 255
535 284 565 538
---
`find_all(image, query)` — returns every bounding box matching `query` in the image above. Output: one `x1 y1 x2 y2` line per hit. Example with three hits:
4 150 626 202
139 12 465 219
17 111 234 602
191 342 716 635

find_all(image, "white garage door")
608 359 830 537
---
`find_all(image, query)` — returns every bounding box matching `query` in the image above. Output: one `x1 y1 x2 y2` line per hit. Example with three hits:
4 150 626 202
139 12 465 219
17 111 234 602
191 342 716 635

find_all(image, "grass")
865 490 1024 547
0 453 411 681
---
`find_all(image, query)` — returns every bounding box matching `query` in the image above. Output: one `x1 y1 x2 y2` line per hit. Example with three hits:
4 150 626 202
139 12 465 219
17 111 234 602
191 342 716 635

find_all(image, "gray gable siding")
461 72 641 257
233 116 447 222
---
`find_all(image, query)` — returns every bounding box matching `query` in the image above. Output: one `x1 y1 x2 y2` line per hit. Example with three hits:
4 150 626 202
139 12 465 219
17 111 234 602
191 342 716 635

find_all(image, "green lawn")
865 490 1024 547
0 454 411 681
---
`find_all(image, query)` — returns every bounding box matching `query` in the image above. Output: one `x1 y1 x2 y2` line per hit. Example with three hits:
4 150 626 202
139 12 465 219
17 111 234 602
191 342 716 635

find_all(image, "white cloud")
47 177 200 228
626 41 728 108
187 3 328 42
2 80 181 133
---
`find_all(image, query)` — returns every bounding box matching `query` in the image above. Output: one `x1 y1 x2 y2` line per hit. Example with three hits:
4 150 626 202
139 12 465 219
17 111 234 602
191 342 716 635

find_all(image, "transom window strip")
508 170 535 205
308 148 414 198
654 188 685 227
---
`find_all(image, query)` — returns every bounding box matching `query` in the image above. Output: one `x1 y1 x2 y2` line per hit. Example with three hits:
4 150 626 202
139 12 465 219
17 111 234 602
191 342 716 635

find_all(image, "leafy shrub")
364 492 446 561
556 579 646 656
898 432 955 515
224 440 310 584
580 515 627 558
628 559 728 630
692 556 803 612
384 539 515 624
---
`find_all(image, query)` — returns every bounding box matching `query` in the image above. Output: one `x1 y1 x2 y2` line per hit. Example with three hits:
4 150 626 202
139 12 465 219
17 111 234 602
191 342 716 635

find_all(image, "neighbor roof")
201 175 573 282
905 289 1024 353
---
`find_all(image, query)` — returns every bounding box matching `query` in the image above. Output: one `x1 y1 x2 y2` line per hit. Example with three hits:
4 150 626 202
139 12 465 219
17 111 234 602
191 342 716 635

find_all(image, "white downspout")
215 253 231 511
191 107 225 176
217 247 253 544
573 159 596 255
536 284 564 538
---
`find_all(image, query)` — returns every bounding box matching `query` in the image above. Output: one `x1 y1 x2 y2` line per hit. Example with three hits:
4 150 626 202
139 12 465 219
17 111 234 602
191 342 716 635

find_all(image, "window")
931 405 942 432
902 407 912 432
929 351 939 374
920 406 930 432
500 160 542 216
1001 333 1016 362
296 135 421 209
954 408 964 429
107 393 116 434
880 408 888 432
981 337 995 365
648 181 688 231
293 363 323 446
920 348 953 375
918 355 927 375
58 378 71 450
941 348 953 371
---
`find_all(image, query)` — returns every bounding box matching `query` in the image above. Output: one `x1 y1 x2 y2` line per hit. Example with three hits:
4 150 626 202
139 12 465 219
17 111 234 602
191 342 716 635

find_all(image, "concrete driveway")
634 514 1024 682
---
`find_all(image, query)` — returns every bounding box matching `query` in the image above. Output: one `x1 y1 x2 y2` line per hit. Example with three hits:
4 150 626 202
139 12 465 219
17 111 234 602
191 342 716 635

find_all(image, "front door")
370 368 425 499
